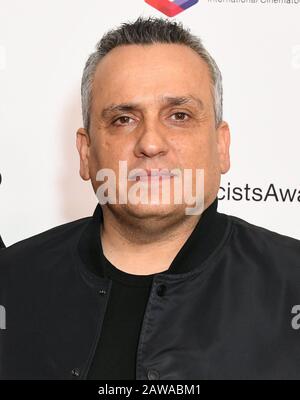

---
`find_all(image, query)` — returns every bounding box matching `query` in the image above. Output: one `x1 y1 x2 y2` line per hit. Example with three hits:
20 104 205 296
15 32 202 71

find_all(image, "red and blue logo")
145 0 199 17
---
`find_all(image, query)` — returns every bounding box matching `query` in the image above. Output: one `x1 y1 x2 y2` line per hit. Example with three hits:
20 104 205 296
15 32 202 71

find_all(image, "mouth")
128 169 177 181
136 174 175 182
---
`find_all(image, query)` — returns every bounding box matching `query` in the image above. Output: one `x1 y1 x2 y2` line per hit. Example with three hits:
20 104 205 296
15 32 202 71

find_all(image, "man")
0 17 300 380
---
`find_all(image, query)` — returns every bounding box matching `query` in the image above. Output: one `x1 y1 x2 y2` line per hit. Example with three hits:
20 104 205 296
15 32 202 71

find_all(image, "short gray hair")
81 16 223 132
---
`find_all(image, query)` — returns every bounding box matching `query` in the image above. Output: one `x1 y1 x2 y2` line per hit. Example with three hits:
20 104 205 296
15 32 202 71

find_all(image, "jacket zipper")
79 279 112 380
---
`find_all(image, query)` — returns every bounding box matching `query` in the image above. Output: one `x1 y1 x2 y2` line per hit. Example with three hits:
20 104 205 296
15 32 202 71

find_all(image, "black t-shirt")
78 197 227 379
87 258 154 379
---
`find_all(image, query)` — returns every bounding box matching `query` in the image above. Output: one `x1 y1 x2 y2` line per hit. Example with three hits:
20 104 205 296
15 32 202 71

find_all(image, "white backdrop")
0 0 299 246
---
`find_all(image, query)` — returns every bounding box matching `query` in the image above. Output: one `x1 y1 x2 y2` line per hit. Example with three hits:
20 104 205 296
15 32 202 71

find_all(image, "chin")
124 202 185 220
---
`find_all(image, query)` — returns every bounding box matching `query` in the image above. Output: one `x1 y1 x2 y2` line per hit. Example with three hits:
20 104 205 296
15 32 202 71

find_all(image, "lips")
137 174 175 182
128 168 177 181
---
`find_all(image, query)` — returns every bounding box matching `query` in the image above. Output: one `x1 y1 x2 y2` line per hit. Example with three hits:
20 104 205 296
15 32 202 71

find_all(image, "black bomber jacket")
0 199 300 380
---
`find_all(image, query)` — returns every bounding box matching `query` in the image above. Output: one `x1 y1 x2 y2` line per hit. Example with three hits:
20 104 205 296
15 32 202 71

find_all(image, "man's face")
77 43 230 220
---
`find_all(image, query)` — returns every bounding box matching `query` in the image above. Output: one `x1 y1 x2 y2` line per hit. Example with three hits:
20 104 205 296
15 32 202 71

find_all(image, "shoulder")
223 212 300 267
0 215 91 271
228 213 300 247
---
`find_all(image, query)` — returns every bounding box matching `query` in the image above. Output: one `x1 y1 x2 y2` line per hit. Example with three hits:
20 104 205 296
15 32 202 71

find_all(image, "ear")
216 121 231 174
76 128 91 181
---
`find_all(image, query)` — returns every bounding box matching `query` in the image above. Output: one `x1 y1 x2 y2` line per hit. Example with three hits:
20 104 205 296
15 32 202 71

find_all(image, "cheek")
202 139 222 188
176 135 220 195
175 135 213 169
91 135 114 163
95 138 134 173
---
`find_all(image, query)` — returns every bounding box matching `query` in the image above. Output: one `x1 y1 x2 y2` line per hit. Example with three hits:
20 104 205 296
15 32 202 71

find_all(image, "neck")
100 206 203 275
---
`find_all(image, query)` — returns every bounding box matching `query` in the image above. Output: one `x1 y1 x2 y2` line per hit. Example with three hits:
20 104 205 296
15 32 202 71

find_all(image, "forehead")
92 43 212 108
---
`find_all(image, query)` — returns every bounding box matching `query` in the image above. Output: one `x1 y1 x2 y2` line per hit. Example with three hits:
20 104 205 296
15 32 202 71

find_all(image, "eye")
112 116 135 126
170 112 190 122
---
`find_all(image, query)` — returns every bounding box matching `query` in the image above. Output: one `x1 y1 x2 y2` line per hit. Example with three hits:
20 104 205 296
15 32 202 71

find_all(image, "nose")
133 120 169 159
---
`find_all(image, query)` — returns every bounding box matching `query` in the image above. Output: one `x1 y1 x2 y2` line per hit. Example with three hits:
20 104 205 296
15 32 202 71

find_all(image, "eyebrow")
100 95 205 120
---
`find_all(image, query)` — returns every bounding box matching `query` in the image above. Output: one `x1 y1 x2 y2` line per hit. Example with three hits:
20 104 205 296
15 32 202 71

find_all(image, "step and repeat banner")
0 0 299 246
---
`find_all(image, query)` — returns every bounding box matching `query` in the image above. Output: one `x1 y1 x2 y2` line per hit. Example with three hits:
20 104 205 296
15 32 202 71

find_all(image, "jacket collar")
77 196 230 282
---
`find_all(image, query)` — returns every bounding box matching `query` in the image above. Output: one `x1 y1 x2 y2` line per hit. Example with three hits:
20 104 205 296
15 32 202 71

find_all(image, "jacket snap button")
147 369 160 380
156 284 167 297
71 368 80 377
